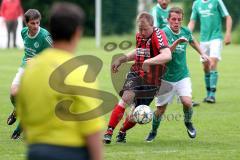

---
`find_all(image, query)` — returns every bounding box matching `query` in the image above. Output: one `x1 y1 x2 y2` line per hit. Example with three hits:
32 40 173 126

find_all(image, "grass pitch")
0 36 240 160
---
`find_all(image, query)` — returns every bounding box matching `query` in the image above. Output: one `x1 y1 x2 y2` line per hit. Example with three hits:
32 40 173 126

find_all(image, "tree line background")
1 0 239 43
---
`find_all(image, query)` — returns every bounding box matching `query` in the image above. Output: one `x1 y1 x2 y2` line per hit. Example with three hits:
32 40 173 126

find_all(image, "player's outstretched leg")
103 102 126 144
116 115 136 143
207 70 218 103
103 104 125 144
11 123 22 140
7 109 16 125
7 95 17 125
145 105 166 142
203 72 211 102
103 90 135 144
182 99 196 138
203 59 218 104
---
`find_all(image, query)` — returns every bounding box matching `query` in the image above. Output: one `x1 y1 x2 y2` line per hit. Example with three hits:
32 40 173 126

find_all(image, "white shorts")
155 77 192 106
11 67 24 86
200 39 223 61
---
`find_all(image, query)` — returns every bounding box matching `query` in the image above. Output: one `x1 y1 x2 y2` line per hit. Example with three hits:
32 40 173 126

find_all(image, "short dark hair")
168 7 184 18
24 9 41 23
136 11 154 26
49 2 85 41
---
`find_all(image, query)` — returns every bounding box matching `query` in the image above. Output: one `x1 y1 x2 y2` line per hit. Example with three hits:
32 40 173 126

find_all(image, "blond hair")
136 11 154 26
168 7 184 18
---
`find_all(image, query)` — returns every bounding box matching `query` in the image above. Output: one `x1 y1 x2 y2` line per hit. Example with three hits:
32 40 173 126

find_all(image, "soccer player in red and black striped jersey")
103 12 171 144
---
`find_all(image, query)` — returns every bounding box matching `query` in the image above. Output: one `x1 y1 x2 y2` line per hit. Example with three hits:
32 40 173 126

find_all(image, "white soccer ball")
132 105 153 124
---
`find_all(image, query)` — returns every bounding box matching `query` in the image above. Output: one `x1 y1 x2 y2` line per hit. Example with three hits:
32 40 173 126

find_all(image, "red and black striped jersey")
131 27 169 85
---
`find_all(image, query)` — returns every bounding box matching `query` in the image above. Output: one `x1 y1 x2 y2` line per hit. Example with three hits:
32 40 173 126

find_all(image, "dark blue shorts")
120 72 159 106
120 72 159 99
28 144 90 160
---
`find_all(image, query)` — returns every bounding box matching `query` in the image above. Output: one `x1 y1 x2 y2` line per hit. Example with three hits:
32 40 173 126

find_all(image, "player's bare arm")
170 37 188 52
26 58 32 65
188 20 195 32
142 48 171 72
86 131 103 160
224 15 232 45
190 39 210 63
111 49 136 73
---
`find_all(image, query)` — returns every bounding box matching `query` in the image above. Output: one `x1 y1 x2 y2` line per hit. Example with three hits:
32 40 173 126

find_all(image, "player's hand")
142 62 150 72
201 53 210 63
111 59 121 73
26 58 32 65
177 37 188 43
224 33 231 45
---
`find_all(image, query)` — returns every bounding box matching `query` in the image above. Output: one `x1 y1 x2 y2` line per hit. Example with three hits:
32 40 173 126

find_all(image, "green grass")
0 36 240 160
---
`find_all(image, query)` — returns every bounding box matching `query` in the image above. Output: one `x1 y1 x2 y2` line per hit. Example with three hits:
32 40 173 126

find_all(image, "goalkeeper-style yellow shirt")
17 48 104 147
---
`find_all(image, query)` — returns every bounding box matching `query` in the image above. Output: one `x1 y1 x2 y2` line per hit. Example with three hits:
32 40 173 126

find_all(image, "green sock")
209 71 218 97
183 107 193 123
10 95 16 107
204 72 211 97
14 123 22 133
151 113 162 133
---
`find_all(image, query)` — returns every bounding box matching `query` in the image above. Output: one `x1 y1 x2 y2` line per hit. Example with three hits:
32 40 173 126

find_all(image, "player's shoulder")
153 27 161 37
150 5 157 11
152 4 161 10
181 26 192 35
214 0 221 3
215 0 225 5
150 5 158 16
161 26 171 36
39 27 51 37
192 0 201 8
153 27 165 35
181 26 191 34
162 26 169 32
194 0 201 4
21 27 28 36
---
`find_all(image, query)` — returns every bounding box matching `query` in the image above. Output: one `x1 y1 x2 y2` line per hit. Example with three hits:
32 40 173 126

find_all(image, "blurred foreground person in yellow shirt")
16 2 104 160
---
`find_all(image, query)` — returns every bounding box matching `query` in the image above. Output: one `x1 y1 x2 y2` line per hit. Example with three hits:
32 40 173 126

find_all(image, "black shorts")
120 72 159 104
28 144 89 160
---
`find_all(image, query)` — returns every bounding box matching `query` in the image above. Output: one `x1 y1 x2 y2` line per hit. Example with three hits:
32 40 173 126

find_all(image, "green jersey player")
146 7 210 142
150 0 170 29
20 26 52 67
151 0 200 107
7 9 52 139
188 0 232 103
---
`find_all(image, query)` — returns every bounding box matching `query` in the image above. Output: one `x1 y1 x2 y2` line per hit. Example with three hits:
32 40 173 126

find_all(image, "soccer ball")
132 105 153 124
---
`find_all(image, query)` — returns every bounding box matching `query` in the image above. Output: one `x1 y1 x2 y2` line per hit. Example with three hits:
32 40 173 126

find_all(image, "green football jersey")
150 4 169 29
162 26 194 82
21 27 52 67
190 0 229 42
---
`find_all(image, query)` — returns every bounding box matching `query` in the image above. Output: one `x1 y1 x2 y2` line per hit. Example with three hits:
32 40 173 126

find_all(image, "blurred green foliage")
183 0 239 43
21 0 137 36
102 0 137 35
16 0 239 40
21 0 94 35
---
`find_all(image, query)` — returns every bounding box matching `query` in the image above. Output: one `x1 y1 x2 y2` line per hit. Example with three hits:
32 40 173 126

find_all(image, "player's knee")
203 63 210 72
156 106 166 116
10 86 18 96
182 100 192 108
122 91 135 105
209 58 218 70
210 63 217 70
